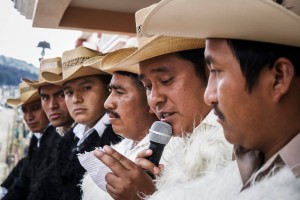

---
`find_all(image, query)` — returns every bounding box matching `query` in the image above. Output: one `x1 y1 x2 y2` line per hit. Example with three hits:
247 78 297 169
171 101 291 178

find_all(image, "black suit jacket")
26 123 122 200
2 125 60 200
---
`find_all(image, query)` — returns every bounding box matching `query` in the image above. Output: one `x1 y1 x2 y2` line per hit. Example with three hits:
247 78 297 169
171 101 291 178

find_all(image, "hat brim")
142 0 300 47
100 47 139 74
6 98 22 107
21 78 50 88
6 92 40 107
112 35 205 68
44 67 62 75
42 66 109 86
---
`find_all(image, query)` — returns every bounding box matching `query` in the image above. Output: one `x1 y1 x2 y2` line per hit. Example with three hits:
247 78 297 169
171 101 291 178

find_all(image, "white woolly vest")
148 111 233 199
150 160 300 199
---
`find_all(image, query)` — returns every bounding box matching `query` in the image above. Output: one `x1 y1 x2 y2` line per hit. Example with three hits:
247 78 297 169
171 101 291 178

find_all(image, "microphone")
146 121 172 166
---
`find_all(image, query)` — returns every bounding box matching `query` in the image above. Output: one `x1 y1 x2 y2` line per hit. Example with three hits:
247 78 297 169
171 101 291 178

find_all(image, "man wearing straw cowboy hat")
41 46 122 200
140 0 300 199
22 57 74 135
3 82 52 200
93 4 232 200
79 46 161 200
15 57 75 200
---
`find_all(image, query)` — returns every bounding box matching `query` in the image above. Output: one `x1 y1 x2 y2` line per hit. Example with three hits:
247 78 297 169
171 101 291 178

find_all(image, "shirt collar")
278 132 300 177
56 122 76 136
34 133 43 139
235 132 300 188
73 114 110 146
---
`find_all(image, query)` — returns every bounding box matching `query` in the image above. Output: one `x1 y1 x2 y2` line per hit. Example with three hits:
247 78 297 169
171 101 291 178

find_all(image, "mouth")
27 122 38 127
106 110 119 119
108 113 119 119
213 106 225 122
49 112 61 119
73 108 87 115
159 112 174 120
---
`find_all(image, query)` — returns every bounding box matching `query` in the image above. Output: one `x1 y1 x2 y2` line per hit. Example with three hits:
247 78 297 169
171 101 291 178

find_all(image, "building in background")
12 0 159 52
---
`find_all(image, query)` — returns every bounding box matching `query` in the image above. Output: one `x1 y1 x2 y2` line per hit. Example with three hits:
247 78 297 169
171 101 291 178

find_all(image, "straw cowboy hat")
6 81 40 107
83 37 138 74
111 4 205 68
99 47 139 74
41 46 109 85
22 57 62 88
141 0 300 47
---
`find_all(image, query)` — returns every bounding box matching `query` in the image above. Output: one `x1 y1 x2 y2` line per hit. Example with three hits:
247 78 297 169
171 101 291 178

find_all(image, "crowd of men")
0 0 299 199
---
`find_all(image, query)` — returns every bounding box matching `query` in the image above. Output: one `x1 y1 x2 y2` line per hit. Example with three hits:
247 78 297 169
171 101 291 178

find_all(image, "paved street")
0 108 16 183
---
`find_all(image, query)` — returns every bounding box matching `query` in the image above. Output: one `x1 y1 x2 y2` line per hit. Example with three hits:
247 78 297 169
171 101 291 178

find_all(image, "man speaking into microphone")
93 4 232 200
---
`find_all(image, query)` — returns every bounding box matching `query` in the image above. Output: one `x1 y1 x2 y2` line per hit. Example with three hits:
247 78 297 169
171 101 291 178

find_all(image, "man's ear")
272 57 295 102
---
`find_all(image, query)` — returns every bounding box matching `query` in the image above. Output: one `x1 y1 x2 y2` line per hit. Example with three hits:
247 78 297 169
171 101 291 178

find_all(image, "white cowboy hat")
142 0 300 47
112 4 205 68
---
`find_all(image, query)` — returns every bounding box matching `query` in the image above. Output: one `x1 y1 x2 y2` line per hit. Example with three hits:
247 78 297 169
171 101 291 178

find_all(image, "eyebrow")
29 102 41 109
39 93 48 97
63 79 94 90
40 89 63 97
54 90 64 96
139 66 171 81
108 84 125 91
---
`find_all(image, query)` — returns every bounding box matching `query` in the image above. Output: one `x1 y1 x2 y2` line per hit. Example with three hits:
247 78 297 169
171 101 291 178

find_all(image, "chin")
51 120 63 127
111 127 122 135
31 128 41 133
75 119 86 125
223 132 235 144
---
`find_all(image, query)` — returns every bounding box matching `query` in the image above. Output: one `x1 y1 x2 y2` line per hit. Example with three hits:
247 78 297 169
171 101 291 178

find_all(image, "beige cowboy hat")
22 57 62 88
99 47 139 74
41 46 109 85
6 81 40 107
82 55 106 69
111 4 205 68
141 0 300 47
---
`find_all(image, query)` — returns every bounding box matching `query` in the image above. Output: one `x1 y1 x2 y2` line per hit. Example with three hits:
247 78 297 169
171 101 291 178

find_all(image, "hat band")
41 62 62 71
20 86 36 93
62 57 91 71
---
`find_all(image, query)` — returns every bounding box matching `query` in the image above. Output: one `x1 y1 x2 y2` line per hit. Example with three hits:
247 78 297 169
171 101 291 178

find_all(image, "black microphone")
146 121 172 166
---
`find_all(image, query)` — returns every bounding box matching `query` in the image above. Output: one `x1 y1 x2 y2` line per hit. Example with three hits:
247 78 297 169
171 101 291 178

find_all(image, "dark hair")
96 74 112 86
227 39 300 92
175 48 207 85
114 71 145 91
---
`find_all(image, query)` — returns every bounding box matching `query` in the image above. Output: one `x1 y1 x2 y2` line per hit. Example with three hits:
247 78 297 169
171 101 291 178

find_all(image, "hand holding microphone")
144 121 172 178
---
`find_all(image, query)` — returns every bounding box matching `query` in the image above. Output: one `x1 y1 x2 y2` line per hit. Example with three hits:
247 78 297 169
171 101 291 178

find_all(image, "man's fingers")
103 145 136 169
93 146 136 175
94 148 126 175
135 150 161 175
136 149 153 159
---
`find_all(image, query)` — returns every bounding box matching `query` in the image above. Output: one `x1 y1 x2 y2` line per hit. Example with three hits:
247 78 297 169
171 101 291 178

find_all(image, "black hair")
96 74 112 86
227 39 300 92
175 48 207 85
114 71 145 91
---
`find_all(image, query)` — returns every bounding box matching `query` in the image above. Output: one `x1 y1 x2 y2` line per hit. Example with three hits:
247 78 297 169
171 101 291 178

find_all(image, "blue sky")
0 0 81 67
